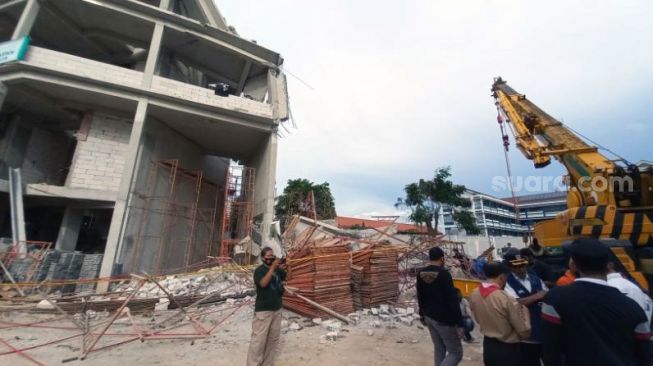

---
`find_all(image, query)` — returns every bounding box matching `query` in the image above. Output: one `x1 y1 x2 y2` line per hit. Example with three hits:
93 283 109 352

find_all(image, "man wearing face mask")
246 247 287 366
469 261 531 366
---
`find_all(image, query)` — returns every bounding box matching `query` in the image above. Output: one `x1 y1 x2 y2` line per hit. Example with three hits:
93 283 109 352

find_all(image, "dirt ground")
0 302 484 366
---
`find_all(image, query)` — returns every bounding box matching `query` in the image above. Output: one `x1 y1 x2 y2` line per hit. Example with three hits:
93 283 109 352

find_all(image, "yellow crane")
492 77 653 289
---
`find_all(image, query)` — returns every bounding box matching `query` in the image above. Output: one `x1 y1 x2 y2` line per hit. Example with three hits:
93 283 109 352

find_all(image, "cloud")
218 0 653 217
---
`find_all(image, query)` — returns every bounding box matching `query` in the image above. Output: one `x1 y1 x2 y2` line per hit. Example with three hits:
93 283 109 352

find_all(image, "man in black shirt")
541 238 651 366
246 247 287 366
417 247 464 366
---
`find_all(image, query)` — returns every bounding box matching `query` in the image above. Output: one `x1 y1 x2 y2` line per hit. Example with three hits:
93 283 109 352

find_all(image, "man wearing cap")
541 238 652 366
469 261 531 366
417 247 464 366
503 248 547 366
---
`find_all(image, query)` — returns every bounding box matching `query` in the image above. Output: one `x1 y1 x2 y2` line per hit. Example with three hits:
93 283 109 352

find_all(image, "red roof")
335 216 427 233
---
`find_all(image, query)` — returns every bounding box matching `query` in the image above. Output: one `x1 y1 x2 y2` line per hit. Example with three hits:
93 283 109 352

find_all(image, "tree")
395 167 479 236
275 178 337 220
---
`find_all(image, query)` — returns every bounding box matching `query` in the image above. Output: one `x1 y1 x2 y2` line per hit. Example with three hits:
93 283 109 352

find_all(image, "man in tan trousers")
469 261 530 366
246 247 287 366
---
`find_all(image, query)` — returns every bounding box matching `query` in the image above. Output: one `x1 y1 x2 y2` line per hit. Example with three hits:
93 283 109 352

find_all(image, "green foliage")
275 178 337 220
395 166 479 236
452 210 481 235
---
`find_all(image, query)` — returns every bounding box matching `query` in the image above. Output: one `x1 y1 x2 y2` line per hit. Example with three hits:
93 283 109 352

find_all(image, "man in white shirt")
607 262 653 328
503 249 548 366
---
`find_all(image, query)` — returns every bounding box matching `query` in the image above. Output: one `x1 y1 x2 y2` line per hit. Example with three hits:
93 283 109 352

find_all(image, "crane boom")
490 77 653 290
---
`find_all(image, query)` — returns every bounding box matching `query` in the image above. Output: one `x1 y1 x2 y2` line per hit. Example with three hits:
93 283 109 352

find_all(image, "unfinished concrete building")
0 0 289 289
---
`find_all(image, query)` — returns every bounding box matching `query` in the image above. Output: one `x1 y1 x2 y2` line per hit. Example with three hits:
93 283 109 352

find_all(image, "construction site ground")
1 306 484 365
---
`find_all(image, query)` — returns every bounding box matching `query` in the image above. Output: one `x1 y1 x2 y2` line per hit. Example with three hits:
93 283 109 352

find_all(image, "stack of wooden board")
351 246 399 308
283 245 354 318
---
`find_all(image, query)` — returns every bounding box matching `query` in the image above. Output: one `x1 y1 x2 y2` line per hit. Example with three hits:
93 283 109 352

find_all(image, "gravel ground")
0 301 484 366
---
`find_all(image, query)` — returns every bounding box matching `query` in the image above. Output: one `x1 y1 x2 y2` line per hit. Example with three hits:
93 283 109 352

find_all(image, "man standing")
607 261 653 330
417 247 464 366
469 261 531 366
541 238 652 366
246 247 287 366
503 249 547 366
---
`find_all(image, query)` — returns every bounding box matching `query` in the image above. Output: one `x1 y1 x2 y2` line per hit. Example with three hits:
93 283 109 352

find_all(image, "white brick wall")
68 113 131 192
151 76 273 119
23 46 143 88
22 47 272 120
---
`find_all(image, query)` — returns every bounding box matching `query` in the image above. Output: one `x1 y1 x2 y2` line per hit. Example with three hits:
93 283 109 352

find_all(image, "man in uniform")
503 249 547 366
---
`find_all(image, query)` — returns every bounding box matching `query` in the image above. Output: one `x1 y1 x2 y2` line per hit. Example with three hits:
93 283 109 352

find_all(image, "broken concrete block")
326 331 338 341
322 320 342 332
379 304 390 314
371 320 382 328
400 317 414 326
367 329 374 336
386 320 398 329
281 320 289 328
406 308 415 315
371 308 379 315
312 318 322 325
289 322 302 331
155 298 170 311
396 308 407 315
379 314 390 321
36 300 55 310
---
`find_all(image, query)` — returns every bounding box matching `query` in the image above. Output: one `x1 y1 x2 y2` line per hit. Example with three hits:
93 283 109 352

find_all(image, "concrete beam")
196 0 228 31
237 60 252 94
55 206 83 251
0 0 26 14
267 69 289 121
11 0 38 40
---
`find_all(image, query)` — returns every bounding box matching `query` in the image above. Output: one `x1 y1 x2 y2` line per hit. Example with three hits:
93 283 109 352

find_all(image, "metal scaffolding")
218 165 255 260
129 160 221 275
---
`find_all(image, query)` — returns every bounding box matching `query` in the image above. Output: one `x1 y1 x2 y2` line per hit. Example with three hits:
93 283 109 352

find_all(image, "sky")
218 0 653 218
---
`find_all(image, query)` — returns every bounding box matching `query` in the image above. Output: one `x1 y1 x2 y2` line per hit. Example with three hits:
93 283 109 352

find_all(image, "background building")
442 190 567 237
0 0 289 289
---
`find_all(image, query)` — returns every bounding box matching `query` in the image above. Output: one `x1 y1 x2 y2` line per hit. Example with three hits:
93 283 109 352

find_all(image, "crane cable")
495 102 521 223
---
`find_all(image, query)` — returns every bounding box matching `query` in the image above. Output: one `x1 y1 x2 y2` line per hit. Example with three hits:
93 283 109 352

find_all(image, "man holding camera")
246 247 287 366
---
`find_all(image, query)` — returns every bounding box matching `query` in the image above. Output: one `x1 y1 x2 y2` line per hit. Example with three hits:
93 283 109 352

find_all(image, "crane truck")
491 77 653 290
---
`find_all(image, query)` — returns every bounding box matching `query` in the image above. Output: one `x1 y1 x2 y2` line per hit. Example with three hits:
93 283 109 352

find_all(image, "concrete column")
97 99 148 289
55 206 83 251
250 132 278 249
0 82 7 110
12 0 40 40
97 22 165 292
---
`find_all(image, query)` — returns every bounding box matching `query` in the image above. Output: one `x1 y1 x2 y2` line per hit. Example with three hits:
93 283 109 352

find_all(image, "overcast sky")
218 1 653 218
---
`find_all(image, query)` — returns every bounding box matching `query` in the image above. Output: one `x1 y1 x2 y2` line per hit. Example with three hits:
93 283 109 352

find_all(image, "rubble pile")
110 268 252 300
279 303 421 343
283 245 354 318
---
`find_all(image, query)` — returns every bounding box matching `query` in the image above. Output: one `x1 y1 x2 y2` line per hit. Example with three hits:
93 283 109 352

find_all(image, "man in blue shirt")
503 249 547 366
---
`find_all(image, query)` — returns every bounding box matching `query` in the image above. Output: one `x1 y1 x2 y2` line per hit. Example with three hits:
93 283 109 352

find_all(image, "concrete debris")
312 318 323 325
322 320 342 332
155 298 170 311
36 299 55 310
400 317 414 326
289 322 302 331
326 331 339 341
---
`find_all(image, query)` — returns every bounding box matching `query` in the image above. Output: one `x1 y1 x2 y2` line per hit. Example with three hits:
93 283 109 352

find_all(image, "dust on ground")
0 303 483 366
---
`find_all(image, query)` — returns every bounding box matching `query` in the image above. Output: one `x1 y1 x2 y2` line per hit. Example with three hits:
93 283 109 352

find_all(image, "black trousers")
520 342 543 366
483 337 522 366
